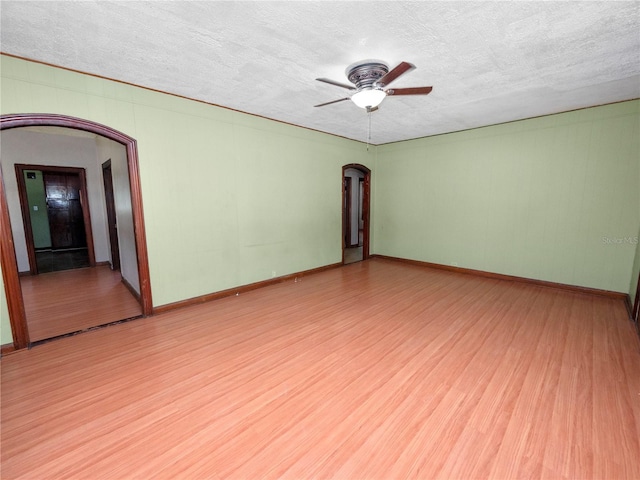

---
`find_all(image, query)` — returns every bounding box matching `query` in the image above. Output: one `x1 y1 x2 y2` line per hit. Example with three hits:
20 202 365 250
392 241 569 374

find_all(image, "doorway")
342 164 370 265
15 164 96 275
0 114 153 351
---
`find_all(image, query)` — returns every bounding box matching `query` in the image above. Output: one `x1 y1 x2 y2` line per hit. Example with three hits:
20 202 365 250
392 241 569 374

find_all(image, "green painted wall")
374 100 640 293
24 170 52 249
1 54 637 346
0 55 373 313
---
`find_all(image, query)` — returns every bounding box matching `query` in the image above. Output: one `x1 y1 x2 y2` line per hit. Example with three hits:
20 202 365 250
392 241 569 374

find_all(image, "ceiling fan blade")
376 61 415 87
314 97 351 107
386 86 433 96
316 78 356 90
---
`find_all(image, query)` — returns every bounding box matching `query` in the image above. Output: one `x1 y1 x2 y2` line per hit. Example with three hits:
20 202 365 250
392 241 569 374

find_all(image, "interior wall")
0 271 11 345
95 137 139 293
374 100 640 293
1 54 636 346
23 170 52 249
0 54 373 318
1 129 111 272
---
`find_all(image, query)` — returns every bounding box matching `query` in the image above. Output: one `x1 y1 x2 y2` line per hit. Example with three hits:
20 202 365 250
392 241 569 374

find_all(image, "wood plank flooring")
19 266 142 342
2 258 639 479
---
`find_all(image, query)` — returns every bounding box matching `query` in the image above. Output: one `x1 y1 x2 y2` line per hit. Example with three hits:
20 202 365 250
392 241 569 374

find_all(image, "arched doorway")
342 164 370 264
0 114 152 350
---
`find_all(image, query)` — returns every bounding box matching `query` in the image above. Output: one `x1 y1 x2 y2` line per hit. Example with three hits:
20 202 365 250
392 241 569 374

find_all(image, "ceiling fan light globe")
351 88 386 109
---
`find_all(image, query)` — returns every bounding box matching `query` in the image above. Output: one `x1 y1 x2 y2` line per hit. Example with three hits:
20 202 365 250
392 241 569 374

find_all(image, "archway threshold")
1 113 152 350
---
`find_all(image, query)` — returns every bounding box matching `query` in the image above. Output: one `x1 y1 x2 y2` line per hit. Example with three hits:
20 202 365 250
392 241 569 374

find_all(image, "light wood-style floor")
2 258 639 479
20 266 142 342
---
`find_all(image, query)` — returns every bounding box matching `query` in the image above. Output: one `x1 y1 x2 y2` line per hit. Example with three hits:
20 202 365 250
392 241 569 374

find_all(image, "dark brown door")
344 176 352 248
44 173 87 250
102 160 120 271
358 178 365 247
362 173 370 255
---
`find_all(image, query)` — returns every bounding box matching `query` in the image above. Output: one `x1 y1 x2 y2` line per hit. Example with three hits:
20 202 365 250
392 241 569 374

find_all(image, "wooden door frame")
15 164 96 275
633 273 640 323
102 159 121 271
358 177 365 246
343 176 352 249
342 164 370 264
0 114 153 350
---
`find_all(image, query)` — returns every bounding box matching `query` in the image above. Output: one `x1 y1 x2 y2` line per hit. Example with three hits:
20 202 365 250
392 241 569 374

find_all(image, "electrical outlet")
272 271 276 278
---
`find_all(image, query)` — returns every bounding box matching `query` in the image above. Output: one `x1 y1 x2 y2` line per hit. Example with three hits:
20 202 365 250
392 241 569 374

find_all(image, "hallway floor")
35 248 90 273
20 266 142 342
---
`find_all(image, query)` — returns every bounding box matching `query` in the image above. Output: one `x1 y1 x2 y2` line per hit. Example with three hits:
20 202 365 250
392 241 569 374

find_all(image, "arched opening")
342 164 371 264
1 114 152 350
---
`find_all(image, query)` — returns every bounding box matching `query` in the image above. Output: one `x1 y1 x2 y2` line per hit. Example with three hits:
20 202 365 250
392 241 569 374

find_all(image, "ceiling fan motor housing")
314 60 431 110
346 62 389 89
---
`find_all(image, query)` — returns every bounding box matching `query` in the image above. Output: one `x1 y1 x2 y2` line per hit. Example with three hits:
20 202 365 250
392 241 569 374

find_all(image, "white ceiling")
1 1 639 144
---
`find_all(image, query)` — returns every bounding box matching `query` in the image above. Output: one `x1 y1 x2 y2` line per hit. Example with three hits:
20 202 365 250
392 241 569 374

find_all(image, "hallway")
20 266 142 342
35 248 90 273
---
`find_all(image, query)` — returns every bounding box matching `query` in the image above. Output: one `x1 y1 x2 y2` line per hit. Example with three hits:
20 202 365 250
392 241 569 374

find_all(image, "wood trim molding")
154 263 342 315
0 53 367 146
633 273 640 322
342 164 371 264
14 165 38 275
372 255 629 300
0 171 30 349
624 295 633 319
0 343 17 356
4 53 635 149
1 113 153 351
121 276 141 302
343 176 352 252
125 137 153 316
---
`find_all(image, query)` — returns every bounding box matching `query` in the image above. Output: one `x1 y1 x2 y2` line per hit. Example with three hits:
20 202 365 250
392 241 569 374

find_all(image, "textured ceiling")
1 1 639 144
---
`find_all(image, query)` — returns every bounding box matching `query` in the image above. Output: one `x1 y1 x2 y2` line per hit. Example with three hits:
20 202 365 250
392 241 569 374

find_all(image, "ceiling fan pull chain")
367 110 372 151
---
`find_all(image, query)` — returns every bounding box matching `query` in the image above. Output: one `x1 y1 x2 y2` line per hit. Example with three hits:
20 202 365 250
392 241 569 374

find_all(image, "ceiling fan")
314 60 432 112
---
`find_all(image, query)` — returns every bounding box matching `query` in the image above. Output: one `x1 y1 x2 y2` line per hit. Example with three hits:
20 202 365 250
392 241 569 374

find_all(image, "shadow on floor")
35 248 90 273
344 246 363 264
